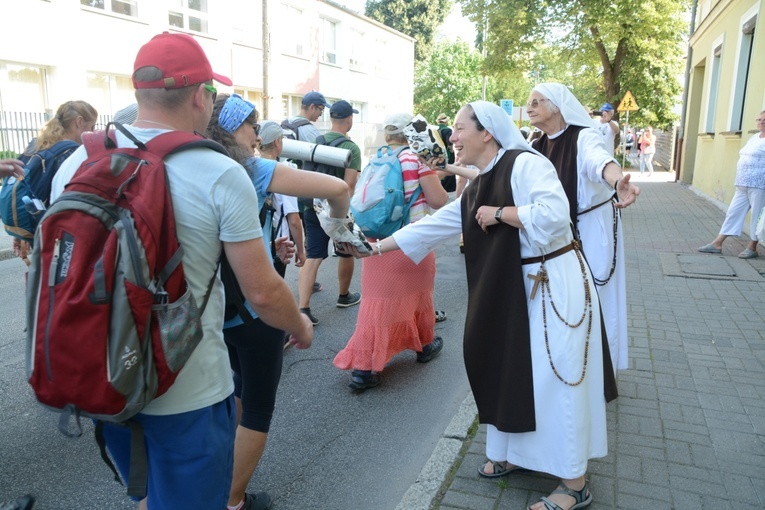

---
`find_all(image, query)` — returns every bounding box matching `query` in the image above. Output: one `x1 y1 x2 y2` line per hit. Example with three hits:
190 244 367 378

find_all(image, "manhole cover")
659 253 764 281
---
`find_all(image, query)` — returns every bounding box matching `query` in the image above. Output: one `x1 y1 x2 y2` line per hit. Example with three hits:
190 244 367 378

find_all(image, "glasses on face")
204 84 217 103
526 98 548 109
756 118 765 124
250 122 261 135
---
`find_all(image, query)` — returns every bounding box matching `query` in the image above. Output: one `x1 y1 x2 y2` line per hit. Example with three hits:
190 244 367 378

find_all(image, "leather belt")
577 194 616 216
521 241 577 266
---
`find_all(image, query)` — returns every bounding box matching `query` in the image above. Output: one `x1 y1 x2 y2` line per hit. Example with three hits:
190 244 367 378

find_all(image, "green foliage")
414 40 484 120
459 0 691 129
0 150 19 159
365 0 453 60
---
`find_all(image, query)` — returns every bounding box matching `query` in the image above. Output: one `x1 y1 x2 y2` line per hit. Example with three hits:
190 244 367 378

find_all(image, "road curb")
395 393 477 510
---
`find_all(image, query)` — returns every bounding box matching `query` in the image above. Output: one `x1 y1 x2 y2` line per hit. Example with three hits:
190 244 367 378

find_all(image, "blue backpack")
350 145 421 239
0 139 79 241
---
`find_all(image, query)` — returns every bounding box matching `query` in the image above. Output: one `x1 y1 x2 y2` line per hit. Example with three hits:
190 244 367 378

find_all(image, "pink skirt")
333 249 436 372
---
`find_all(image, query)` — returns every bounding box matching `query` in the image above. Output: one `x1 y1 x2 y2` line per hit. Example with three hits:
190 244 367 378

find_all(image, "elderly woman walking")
527 83 639 373
341 101 617 510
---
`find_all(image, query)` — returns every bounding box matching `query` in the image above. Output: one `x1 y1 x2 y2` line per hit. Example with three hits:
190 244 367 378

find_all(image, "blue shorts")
101 395 236 509
303 207 352 260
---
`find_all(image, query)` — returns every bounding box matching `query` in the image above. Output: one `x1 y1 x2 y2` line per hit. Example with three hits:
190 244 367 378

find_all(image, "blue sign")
500 99 513 115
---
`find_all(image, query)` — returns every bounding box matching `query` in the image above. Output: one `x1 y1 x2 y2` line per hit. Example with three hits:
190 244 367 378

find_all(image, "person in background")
51 32 314 510
436 113 456 192
527 82 639 374
698 110 765 259
639 126 656 176
340 101 616 510
258 121 306 277
333 112 448 390
112 103 138 125
595 103 619 157
12 100 98 262
297 100 363 326
207 93 348 510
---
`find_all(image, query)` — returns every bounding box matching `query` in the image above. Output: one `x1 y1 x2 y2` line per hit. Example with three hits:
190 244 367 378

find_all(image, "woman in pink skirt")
334 112 449 390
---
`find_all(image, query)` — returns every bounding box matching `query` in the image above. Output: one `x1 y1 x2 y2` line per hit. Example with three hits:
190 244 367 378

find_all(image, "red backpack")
25 124 226 495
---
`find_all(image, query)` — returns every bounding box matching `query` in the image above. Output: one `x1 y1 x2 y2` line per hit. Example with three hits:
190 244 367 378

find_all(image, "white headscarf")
532 83 599 129
468 101 544 160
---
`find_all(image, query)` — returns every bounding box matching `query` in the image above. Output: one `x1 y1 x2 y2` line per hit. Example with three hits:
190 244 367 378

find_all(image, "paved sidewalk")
404 172 765 509
0 221 16 261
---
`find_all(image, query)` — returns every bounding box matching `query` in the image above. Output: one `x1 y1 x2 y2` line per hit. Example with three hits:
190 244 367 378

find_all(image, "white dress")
394 151 608 479
572 128 628 371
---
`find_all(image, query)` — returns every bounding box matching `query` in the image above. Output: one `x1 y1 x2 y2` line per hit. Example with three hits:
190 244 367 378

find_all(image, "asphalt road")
0 234 471 510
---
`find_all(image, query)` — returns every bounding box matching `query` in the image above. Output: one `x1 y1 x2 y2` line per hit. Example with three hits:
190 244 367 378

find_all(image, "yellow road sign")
617 91 638 112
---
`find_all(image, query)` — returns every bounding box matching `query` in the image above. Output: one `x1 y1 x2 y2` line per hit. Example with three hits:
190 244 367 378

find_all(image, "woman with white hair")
527 83 639 374
340 101 617 510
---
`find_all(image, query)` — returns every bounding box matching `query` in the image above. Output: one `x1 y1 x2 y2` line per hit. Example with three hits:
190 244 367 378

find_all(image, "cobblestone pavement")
429 173 765 509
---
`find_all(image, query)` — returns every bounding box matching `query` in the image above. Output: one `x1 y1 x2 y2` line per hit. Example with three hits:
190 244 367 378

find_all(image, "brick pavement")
430 173 765 509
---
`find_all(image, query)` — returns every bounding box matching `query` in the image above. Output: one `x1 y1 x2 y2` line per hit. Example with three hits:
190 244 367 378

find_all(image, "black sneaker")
417 336 444 363
243 491 272 510
336 291 361 308
349 370 381 391
313 281 323 293
299 307 319 326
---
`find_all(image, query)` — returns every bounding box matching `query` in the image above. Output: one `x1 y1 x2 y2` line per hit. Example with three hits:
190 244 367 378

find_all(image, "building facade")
0 0 415 155
680 0 764 209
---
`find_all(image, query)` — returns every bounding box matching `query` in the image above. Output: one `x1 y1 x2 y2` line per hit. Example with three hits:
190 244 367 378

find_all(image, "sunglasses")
204 84 217 103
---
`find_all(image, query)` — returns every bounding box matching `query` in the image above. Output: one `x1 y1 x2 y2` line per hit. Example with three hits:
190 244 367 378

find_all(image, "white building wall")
0 0 415 156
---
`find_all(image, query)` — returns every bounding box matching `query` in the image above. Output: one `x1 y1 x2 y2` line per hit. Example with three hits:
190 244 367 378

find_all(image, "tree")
459 0 691 129
414 40 484 120
366 0 454 61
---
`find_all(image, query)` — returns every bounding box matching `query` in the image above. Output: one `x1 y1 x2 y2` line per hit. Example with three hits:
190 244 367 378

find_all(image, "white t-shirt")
51 127 263 415
272 193 299 238
597 121 618 157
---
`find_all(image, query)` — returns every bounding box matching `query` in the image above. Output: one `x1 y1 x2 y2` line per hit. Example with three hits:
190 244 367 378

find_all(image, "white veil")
532 83 599 129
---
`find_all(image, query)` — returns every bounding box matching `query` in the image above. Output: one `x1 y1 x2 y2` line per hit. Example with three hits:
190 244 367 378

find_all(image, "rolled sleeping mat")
281 138 352 168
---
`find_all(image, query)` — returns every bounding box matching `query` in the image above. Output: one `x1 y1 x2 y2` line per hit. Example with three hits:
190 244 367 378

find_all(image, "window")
169 0 208 34
374 39 388 76
232 0 261 47
321 18 337 65
705 42 722 133
349 29 365 72
730 12 756 132
0 63 48 153
86 73 135 120
283 5 306 58
81 0 138 17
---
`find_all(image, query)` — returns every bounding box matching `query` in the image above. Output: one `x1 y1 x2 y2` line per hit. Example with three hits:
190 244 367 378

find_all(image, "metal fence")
0 111 113 156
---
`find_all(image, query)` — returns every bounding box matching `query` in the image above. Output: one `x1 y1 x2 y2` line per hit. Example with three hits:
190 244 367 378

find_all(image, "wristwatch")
495 207 504 224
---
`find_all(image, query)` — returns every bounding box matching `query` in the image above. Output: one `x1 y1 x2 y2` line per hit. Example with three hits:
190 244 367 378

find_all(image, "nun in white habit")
344 101 616 510
528 83 639 373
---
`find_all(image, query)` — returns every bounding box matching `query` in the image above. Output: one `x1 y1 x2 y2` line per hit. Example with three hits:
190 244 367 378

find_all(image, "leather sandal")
477 460 523 478
530 480 592 510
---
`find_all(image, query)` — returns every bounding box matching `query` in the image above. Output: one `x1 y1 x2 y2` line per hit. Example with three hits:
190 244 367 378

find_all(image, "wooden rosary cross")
527 268 547 300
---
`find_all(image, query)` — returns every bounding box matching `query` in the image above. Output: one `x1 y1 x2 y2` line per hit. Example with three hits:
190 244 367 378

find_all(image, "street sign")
617 91 638 112
500 99 513 115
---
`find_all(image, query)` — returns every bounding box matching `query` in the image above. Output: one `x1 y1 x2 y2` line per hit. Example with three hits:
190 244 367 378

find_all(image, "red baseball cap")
133 32 232 89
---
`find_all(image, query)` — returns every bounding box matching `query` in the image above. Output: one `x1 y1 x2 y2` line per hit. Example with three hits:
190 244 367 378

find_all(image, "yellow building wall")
682 0 764 205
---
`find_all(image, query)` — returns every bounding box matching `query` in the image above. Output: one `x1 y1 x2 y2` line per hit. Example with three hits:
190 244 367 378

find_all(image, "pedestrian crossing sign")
617 91 638 112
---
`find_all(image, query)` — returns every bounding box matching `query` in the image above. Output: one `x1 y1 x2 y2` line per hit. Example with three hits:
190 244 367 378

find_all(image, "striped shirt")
399 148 437 223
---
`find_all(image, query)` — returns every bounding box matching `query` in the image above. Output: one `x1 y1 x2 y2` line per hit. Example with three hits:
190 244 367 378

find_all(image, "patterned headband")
219 94 255 134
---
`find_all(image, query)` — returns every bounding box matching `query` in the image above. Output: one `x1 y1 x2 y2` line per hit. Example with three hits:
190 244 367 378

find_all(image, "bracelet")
375 240 383 256
613 178 620 191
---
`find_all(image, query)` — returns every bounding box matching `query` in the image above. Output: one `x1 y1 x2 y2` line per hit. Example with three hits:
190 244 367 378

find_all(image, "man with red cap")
50 32 313 510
